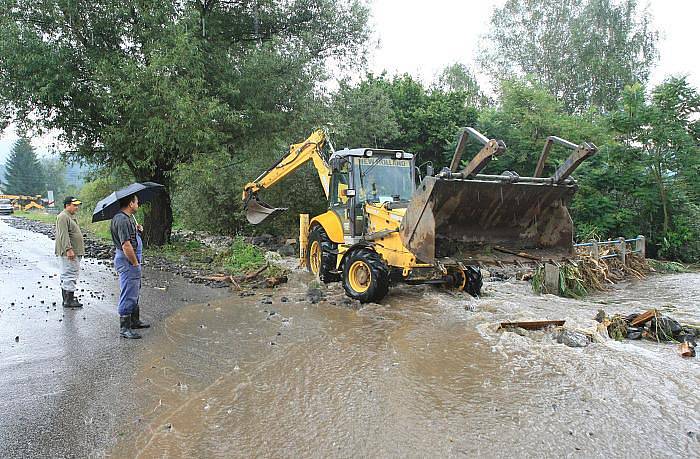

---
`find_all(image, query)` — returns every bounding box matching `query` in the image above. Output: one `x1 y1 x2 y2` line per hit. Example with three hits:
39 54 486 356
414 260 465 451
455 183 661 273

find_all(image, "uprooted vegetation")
532 252 651 298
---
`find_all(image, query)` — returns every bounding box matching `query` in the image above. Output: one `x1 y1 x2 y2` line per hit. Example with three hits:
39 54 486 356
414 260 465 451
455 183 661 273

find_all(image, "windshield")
0 199 10 204
353 156 414 203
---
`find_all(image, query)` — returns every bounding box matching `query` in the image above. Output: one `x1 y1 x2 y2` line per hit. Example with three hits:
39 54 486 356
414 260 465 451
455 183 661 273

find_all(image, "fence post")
590 239 599 261
618 237 627 265
544 263 560 295
636 235 646 258
299 213 309 267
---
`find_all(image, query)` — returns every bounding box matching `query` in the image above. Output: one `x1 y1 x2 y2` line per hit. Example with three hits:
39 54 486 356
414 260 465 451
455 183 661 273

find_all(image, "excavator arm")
242 129 331 224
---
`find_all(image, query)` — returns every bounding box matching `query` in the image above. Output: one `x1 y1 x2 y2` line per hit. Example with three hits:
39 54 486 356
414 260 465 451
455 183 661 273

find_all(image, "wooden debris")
196 274 229 282
244 262 269 281
493 246 543 261
679 342 696 358
630 309 658 327
499 319 565 331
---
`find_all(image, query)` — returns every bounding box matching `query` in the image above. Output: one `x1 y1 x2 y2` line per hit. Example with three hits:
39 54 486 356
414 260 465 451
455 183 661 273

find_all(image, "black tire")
342 248 390 303
444 266 482 297
463 266 483 297
306 226 340 283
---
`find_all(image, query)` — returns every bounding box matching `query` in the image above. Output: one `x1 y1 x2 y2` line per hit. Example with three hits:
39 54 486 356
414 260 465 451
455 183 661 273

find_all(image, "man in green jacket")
55 196 85 308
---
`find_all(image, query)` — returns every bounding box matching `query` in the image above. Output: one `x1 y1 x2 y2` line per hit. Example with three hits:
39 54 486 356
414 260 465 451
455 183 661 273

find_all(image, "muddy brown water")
117 271 700 457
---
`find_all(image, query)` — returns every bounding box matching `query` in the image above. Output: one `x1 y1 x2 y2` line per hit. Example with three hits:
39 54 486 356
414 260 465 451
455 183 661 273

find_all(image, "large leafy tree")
607 78 700 260
2 138 45 195
480 0 658 113
0 0 369 245
432 63 488 108
40 156 68 201
331 74 479 168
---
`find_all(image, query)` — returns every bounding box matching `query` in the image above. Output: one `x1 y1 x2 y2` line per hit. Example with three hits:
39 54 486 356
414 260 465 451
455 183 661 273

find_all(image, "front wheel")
342 248 390 303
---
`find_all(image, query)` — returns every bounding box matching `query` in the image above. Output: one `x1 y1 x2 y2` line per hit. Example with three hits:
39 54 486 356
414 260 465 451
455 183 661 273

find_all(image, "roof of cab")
329 148 413 161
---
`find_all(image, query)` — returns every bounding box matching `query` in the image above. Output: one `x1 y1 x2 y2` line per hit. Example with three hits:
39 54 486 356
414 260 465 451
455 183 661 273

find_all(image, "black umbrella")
91 182 165 223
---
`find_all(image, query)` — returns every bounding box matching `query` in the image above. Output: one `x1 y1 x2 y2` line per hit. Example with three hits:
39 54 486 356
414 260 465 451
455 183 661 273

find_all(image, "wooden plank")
630 309 657 327
499 320 566 331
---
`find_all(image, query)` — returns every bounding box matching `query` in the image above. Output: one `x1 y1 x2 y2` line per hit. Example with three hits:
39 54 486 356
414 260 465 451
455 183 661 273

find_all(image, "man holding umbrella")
110 194 149 339
93 182 163 339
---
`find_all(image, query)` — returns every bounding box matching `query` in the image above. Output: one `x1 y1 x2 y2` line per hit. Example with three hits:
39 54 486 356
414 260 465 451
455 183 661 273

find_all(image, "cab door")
329 162 351 237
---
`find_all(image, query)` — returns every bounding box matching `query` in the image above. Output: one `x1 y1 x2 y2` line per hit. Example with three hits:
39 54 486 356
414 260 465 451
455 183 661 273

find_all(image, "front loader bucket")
245 196 288 224
399 175 578 264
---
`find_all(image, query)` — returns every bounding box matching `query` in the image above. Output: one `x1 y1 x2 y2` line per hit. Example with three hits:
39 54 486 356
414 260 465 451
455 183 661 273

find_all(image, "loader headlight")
395 152 404 159
365 150 373 157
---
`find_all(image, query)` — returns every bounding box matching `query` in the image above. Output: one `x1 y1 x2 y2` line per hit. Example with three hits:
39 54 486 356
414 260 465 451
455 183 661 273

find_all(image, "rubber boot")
64 290 83 308
119 315 141 339
131 306 150 329
69 290 83 308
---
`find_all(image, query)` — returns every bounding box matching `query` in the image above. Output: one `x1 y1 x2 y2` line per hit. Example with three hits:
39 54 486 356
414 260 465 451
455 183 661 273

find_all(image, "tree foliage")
606 78 700 260
0 0 369 244
481 0 658 113
2 138 45 195
331 73 479 167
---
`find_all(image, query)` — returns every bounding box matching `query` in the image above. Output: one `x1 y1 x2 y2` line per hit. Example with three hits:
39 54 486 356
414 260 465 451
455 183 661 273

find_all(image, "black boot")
69 290 83 308
64 290 83 308
119 315 141 339
131 306 150 329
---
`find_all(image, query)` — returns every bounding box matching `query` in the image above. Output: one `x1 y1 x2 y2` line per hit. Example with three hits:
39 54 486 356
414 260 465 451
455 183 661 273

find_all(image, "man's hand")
66 248 75 260
122 240 140 267
136 223 143 233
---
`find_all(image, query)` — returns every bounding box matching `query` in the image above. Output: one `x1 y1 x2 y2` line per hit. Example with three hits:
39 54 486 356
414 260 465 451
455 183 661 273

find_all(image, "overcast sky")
1 0 698 163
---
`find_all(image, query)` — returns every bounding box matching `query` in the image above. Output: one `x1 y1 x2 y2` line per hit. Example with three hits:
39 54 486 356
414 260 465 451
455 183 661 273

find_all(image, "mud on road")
1 216 699 457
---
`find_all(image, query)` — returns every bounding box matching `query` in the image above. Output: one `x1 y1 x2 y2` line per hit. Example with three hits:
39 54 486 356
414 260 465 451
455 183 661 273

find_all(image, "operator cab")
329 148 415 204
329 148 415 237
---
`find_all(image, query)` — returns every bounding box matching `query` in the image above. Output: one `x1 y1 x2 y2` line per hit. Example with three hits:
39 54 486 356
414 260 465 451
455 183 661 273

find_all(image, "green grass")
648 259 689 273
218 237 267 275
145 240 214 265
146 236 272 276
13 210 57 224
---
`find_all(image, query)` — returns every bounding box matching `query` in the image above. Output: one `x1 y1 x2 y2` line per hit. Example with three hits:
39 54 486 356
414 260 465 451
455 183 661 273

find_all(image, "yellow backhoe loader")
242 128 596 303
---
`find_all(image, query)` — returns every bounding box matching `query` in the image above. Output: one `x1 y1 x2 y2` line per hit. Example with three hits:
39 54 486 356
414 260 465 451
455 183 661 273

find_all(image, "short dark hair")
119 194 138 209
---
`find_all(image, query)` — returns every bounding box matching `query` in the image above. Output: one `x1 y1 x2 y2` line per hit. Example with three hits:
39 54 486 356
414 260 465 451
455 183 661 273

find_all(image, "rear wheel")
306 226 340 283
342 248 390 303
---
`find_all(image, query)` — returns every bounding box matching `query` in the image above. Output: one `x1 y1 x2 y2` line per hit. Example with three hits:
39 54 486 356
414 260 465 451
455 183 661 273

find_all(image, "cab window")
330 162 350 206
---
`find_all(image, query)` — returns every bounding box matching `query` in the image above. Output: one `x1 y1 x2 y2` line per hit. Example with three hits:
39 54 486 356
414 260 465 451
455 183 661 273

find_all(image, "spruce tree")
2 138 45 195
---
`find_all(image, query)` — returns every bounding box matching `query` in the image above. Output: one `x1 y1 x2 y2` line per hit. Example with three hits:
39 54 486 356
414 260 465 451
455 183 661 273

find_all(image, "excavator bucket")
245 195 288 225
400 129 596 264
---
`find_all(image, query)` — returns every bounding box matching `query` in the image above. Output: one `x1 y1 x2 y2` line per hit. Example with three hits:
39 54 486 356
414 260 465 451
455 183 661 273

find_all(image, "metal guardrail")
574 236 645 264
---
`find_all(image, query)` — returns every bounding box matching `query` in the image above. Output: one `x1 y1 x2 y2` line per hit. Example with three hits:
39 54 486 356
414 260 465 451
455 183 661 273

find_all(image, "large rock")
556 329 590 348
278 243 296 257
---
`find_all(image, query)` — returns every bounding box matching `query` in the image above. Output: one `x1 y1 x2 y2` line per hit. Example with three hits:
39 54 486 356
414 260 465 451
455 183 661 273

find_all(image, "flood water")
117 271 700 457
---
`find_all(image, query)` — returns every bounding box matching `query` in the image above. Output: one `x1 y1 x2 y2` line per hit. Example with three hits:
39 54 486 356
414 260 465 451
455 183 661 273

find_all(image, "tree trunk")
652 157 670 236
142 188 173 247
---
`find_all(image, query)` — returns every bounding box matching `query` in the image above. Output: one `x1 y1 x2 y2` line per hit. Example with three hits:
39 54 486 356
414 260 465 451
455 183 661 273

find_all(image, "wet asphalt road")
0 217 227 458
